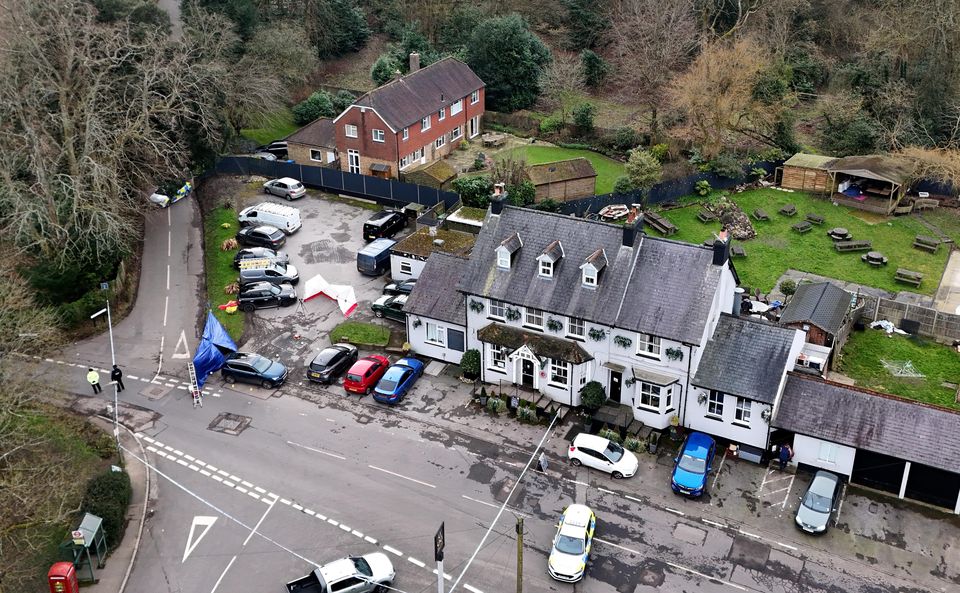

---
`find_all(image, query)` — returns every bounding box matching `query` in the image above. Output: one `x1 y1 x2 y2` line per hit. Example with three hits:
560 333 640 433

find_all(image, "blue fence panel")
914 179 956 196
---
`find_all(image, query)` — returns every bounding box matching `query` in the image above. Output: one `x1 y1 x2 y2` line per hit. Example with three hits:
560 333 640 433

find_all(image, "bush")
579 381 606 411
82 469 132 550
649 143 669 162
517 405 538 424
460 349 481 379
539 115 563 135
452 177 493 208
580 49 609 89
487 396 507 414
292 91 337 125
507 180 536 206
533 199 562 212
597 427 622 444
371 53 401 86
623 436 642 452
751 167 768 180
332 90 356 113
779 279 798 298
709 153 744 179
572 102 596 135
613 175 635 194
611 127 639 152
695 180 712 196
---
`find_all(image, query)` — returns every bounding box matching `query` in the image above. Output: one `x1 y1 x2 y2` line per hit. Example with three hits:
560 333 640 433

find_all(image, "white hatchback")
568 433 639 479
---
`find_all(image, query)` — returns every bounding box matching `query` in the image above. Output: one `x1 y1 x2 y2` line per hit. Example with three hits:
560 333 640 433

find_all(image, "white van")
238 202 302 234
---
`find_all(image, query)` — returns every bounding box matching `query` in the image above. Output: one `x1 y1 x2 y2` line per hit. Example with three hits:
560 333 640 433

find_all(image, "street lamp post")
90 302 119 452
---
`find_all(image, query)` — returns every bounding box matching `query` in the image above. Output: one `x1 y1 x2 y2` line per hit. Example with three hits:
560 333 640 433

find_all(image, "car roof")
351 356 387 372
810 471 839 494
573 433 612 450
684 432 715 458
561 504 594 528
395 357 422 369
228 352 263 362
275 177 300 184
252 225 281 234
241 281 273 291
390 294 409 305
318 557 357 582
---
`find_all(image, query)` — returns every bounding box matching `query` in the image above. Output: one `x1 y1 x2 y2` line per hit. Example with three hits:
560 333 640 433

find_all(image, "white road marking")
407 557 426 568
164 445 174 452
664 560 747 591
597 487 616 495
229 475 242 482
383 545 403 557
163 296 168 327
223 481 235 488
167 230 171 258
212 475 223 483
432 569 453 580
173 449 184 456
595 537 640 554
624 495 644 504
738 529 761 539
280 498 292 506
184 454 195 462
209 555 236 593
562 478 589 487
166 264 170 291
463 585 484 593
368 465 436 488
128 375 140 380
315 513 327 521
241 480 253 488
235 486 248 494
287 440 347 460
154 334 164 380
254 486 266 494
777 542 798 551
339 524 351 532
188 465 199 471
304 509 316 516
182 516 217 563
780 474 796 510
292 504 303 511
364 536 378 545
835 482 847 526
243 497 276 546
703 519 726 528
327 519 339 527
172 330 191 359
246 491 260 501
199 470 211 477
352 530 364 538
665 507 685 517
712 450 727 490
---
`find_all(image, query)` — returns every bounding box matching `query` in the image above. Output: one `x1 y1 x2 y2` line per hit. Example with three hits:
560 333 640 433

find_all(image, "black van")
363 210 406 241
357 239 396 276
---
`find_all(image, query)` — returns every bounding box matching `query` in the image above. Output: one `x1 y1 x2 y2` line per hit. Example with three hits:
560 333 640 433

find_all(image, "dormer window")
582 267 597 286
537 240 564 279
497 249 511 269
497 232 523 269
539 260 553 277
580 248 607 288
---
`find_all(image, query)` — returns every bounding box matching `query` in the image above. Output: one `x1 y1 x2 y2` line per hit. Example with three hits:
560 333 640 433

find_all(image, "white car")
286 552 395 593
548 504 595 582
264 177 307 200
568 433 639 479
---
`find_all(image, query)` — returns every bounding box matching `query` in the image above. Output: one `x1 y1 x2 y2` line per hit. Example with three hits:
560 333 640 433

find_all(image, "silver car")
795 470 841 534
263 177 307 200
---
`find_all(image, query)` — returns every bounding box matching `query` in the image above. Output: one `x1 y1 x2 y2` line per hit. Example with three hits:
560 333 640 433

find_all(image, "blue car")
373 357 424 404
671 432 716 497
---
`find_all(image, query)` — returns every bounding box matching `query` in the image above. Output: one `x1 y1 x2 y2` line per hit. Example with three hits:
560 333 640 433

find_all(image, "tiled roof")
352 57 484 130
458 206 725 344
774 374 960 473
527 158 597 185
500 232 522 253
285 118 335 147
402 253 467 326
540 240 564 262
476 323 593 364
692 315 801 403
779 282 851 335
584 248 607 271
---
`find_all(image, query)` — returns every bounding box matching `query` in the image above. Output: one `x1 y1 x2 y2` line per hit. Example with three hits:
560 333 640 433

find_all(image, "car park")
795 470 841 534
236 225 286 249
371 294 408 321
343 355 390 395
306 344 359 384
233 247 289 269
221 352 288 388
383 279 417 296
263 177 306 201
372 357 424 404
286 552 395 593
357 238 396 276
237 282 296 311
238 262 299 287
547 504 596 583
671 431 716 497
363 210 406 241
238 202 302 234
568 433 639 479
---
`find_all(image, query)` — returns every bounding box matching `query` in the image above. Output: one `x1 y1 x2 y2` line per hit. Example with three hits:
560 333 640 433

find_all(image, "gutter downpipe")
681 343 693 427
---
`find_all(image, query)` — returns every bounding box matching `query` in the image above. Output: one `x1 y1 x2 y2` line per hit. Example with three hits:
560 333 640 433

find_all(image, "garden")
497 144 627 195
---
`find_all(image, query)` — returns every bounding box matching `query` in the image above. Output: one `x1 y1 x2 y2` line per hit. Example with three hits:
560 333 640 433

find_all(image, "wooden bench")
792 221 812 233
913 235 940 253
895 268 923 286
645 211 678 236
731 244 746 258
914 198 939 211
697 209 718 223
835 240 872 252
779 204 797 216
894 202 914 215
805 213 825 225
753 209 770 221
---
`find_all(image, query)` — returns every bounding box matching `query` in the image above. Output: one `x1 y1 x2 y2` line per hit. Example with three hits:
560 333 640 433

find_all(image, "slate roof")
584 248 607 271
778 282 850 335
285 118 335 147
402 253 467 326
541 240 564 262
527 158 597 185
458 206 725 344
500 232 522 253
352 58 484 131
692 314 801 403
476 323 593 364
783 153 837 170
774 374 960 473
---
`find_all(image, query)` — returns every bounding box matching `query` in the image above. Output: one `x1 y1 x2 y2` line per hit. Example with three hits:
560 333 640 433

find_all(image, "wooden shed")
527 158 597 202
402 159 457 190
780 153 837 193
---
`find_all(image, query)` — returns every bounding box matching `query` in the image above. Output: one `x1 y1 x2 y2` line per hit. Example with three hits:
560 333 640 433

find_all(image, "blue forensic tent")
192 312 238 389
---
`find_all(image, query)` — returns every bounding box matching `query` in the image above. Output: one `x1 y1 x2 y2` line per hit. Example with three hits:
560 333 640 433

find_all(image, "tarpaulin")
192 311 238 389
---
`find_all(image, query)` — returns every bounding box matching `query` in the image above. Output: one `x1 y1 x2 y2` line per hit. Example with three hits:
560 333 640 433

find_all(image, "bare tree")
696 0 766 40
245 22 319 88
537 52 586 127
743 0 811 56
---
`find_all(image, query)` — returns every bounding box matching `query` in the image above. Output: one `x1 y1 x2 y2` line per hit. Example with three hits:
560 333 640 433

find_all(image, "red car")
343 355 390 395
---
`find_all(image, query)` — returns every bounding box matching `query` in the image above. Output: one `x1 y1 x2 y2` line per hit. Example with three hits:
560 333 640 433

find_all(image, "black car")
233 247 289 270
221 352 288 388
236 225 286 248
383 279 417 296
363 210 406 241
306 344 359 384
237 282 297 311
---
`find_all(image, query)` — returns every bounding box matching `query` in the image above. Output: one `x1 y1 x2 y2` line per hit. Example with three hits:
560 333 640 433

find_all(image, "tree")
187 0 258 39
292 91 338 125
245 22 318 88
436 5 485 52
332 90 356 113
452 176 494 208
573 102 596 135
371 54 401 86
818 93 880 156
465 14 551 112
561 0 610 50
256 0 370 59
624 149 663 202
490 156 529 190
537 53 585 126
580 50 609 89
579 381 606 410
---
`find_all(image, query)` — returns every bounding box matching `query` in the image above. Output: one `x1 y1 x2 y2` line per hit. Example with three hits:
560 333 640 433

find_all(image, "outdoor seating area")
806 213 825 225
697 208 718 222
646 211 678 236
779 204 797 216
792 221 812 233
480 132 507 148
753 208 770 221
828 227 852 241
835 240 872 252
913 235 940 253
895 268 924 286
861 251 888 266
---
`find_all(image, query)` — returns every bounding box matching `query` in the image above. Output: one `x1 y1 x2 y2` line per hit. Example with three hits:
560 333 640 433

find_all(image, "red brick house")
332 55 485 179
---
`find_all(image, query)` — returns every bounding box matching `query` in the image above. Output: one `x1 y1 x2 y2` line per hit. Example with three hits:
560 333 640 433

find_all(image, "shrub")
471 153 487 171
611 127 639 152
539 115 563 135
709 153 744 179
332 89 356 113
224 282 239 295
649 143 669 162
579 381 606 411
695 180 712 196
580 49 609 89
487 396 507 414
460 349 481 379
292 91 337 125
371 53 401 86
598 427 622 444
508 180 536 206
453 177 493 208
751 167 768 180
572 102 596 135
82 469 132 550
779 279 798 298
613 175 635 194
623 437 642 452
458 140 469 151
533 199 562 212
517 406 538 424
220 238 238 251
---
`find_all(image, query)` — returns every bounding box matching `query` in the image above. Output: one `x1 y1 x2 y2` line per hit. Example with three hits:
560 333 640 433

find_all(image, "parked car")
252 151 277 161
238 262 299 287
373 358 424 404
238 202 302 234
221 352 288 388
371 294 408 321
237 282 297 311
547 504 596 583
363 210 406 241
795 470 841 534
257 141 288 160
307 344 359 384
343 355 390 395
671 432 716 497
263 177 306 201
568 433 639 479
236 225 286 249
233 247 289 270
357 238 396 276
286 552 394 593
383 279 417 296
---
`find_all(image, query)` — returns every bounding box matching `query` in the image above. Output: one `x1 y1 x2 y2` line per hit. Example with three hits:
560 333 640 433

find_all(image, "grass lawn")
916 210 960 245
204 205 245 340
499 145 625 195
241 109 298 146
331 321 391 347
837 329 960 410
651 188 949 294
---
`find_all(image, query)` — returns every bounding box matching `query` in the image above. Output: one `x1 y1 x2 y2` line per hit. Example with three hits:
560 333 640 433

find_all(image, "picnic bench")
835 240 872 252
753 209 770 221
731 244 746 258
481 132 506 147
792 221 812 233
645 211 677 236
805 213 825 225
779 204 797 216
895 268 923 287
697 209 718 223
913 235 940 253
861 251 888 266
914 198 939 211
894 202 914 215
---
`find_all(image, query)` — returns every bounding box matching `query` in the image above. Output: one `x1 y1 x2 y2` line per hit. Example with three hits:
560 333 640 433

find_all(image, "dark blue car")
373 357 424 404
671 432 716 497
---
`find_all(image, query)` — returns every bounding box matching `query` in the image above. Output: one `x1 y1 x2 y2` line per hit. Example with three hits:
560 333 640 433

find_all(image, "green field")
203 205 245 340
331 321 391 346
650 189 949 294
241 109 299 146
499 145 626 195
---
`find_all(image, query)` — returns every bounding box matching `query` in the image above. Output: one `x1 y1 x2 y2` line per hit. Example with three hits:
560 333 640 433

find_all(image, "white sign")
71 530 85 545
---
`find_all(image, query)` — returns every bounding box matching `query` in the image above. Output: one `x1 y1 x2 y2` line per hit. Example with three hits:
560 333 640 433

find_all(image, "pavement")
934 249 960 313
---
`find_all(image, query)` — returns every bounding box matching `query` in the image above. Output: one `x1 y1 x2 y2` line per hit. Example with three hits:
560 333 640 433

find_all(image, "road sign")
434 522 445 562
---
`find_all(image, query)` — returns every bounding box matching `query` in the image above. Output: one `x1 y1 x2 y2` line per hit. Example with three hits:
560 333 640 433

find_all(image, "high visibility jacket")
87 371 100 385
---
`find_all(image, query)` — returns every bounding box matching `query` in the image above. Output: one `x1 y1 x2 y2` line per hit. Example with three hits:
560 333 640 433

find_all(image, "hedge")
82 469 132 550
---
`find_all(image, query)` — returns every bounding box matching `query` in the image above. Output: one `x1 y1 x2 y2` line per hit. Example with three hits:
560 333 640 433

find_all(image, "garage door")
905 463 960 510
447 329 465 352
851 450 905 496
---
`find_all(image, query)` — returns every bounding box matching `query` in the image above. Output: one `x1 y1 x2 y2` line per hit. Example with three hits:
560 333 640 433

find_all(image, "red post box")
48 562 79 593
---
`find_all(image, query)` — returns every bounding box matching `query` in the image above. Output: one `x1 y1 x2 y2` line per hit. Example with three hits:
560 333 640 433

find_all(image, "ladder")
187 362 203 408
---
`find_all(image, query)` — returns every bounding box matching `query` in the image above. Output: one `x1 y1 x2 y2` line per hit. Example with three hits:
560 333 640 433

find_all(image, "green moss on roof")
455 206 486 221
783 153 837 169
392 227 476 258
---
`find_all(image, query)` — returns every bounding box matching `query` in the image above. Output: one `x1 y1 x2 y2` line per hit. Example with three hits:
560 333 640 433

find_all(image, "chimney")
712 228 730 266
733 287 745 317
490 183 507 215
409 52 420 72
622 215 644 248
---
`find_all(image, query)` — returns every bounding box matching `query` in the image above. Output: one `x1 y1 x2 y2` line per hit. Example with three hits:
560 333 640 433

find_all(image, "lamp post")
90 302 118 451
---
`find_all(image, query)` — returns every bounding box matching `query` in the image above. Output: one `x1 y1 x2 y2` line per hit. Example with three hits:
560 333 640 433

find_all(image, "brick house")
285 117 338 168
332 55 485 179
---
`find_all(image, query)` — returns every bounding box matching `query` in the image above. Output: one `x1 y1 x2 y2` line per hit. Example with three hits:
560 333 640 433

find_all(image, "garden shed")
828 155 917 214
527 158 597 202
402 159 457 190
779 153 837 193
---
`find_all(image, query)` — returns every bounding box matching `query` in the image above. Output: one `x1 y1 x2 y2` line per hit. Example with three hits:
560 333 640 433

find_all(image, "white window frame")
400 154 411 169
402 127 409 140
451 126 462 140
421 116 431 131
425 322 445 346
489 299 506 319
490 344 506 369
638 382 661 410
637 333 661 358
413 147 424 161
435 135 446 149
582 268 597 287
664 386 673 410
345 124 358 138
496 250 510 269
567 318 585 339
539 260 553 277
451 99 463 115
309 149 323 162
549 359 569 386
735 398 751 424
818 441 838 464
471 90 480 104
438 107 446 121
469 116 480 138
707 391 724 418
525 307 544 329
372 129 385 143
399 261 412 275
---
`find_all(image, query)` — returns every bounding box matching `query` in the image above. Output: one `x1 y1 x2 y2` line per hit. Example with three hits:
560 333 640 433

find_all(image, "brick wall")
287 143 337 168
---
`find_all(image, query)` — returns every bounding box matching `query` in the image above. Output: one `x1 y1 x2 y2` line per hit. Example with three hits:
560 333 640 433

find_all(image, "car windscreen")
346 373 362 383
604 441 624 462
250 357 271 373
377 378 398 392
554 534 585 555
292 182 304 190
802 490 832 513
312 350 339 367
352 557 373 577
678 453 706 474
267 229 284 240
269 284 281 295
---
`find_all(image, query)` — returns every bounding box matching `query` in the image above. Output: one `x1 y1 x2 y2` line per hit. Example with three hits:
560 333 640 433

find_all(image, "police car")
547 504 596 582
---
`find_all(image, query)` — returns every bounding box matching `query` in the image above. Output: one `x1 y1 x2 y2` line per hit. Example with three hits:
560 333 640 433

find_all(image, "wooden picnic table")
895 268 923 286
861 251 888 266
792 221 812 233
913 234 940 253
828 227 852 241
645 211 677 236
806 213 824 225
697 209 718 223
835 240 872 252
481 132 506 147
779 204 797 216
753 208 770 221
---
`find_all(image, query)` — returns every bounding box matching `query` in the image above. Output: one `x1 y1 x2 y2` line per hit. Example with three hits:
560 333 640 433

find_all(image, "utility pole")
515 516 523 593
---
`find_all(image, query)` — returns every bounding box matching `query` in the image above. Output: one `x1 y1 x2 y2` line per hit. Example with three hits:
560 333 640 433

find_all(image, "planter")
669 425 680 441
648 432 661 454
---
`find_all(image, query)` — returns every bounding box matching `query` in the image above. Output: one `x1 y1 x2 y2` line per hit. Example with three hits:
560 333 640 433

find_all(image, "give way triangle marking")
172 329 191 359
182 515 217 563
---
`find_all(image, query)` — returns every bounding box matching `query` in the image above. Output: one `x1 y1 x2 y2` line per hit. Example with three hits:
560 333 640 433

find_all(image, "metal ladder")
187 362 202 408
